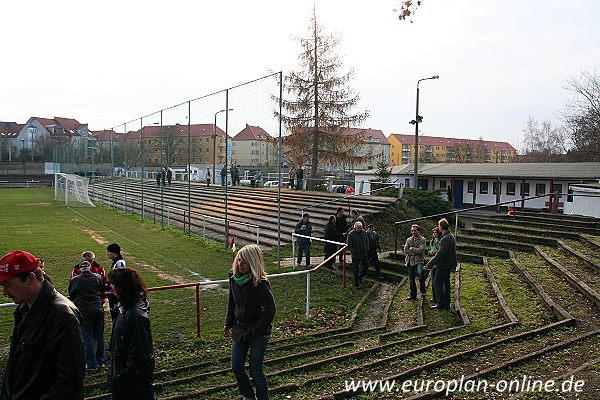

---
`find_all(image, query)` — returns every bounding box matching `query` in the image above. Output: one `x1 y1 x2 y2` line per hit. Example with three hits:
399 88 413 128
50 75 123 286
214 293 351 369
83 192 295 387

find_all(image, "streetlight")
21 139 25 174
410 75 439 189
213 108 233 183
28 127 36 162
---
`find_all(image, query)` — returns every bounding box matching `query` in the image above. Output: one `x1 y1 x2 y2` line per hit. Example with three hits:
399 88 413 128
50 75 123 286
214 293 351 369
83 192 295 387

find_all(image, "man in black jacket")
69 260 106 372
424 218 457 309
0 250 85 400
295 213 313 267
323 215 339 269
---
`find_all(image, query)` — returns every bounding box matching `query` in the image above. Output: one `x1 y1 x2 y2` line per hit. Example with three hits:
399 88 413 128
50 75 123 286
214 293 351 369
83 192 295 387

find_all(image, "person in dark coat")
296 167 304 190
166 168 173 186
221 164 227 186
107 243 126 320
366 224 383 279
295 213 313 267
230 164 236 186
69 260 106 371
335 207 348 264
71 250 108 285
347 221 369 288
323 215 338 269
108 267 155 400
225 245 276 400
0 250 85 400
160 167 166 186
424 218 457 310
155 168 161 186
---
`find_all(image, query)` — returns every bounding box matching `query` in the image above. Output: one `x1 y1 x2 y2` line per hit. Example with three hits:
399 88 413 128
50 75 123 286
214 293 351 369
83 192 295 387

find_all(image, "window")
552 184 562 194
506 182 516 195
404 178 410 188
439 180 447 189
567 187 574 203
206 138 209 143
251 150 259 155
521 183 530 196
493 182 502 195
467 181 475 193
536 183 546 196
205 148 209 153
480 181 488 194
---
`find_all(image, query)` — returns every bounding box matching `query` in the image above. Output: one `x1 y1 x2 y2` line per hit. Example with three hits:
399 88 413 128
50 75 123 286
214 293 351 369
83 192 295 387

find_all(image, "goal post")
54 173 96 207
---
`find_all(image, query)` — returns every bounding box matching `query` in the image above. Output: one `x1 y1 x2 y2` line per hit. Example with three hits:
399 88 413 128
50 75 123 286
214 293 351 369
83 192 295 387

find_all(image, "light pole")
28 127 36 162
410 75 439 189
213 108 232 183
21 139 25 174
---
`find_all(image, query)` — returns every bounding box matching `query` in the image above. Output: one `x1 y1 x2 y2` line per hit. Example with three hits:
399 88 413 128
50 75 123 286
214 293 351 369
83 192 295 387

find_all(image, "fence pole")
153 204 156 223
305 272 311 319
394 223 398 256
195 284 201 337
167 209 170 226
342 248 347 288
256 227 260 245
203 216 206 239
455 214 459 237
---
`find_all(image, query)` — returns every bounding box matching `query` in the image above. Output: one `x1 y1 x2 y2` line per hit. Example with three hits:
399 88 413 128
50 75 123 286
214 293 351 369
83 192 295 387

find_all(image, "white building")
354 162 600 211
563 183 600 218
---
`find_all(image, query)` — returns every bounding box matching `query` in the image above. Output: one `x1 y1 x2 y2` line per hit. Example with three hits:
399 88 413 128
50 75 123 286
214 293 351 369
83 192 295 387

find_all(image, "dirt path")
352 282 397 331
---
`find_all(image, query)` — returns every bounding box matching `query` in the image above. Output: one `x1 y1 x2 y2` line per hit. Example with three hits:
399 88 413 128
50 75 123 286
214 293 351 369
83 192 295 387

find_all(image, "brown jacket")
404 234 426 266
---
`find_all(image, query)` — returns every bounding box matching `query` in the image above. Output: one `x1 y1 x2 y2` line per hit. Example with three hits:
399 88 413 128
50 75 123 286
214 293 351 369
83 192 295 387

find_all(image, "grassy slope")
0 188 365 371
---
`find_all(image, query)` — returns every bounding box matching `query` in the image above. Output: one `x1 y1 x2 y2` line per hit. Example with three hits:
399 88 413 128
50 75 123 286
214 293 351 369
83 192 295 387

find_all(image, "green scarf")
233 272 253 286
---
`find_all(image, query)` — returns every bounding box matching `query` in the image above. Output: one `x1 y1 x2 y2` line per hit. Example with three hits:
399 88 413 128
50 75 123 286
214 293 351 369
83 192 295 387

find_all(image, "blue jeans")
81 315 105 369
433 268 451 308
430 266 437 303
231 336 269 400
297 241 311 266
407 263 426 298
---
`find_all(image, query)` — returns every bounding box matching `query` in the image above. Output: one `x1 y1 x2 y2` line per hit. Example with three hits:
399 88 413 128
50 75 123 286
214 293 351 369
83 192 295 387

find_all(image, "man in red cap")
0 250 85 400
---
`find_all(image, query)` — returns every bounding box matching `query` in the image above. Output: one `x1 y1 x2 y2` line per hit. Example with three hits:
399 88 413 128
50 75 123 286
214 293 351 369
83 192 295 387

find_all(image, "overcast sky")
2 0 598 150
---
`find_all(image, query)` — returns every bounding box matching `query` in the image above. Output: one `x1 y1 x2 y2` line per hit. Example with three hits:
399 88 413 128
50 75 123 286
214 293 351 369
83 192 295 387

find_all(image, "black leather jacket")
1 280 84 400
68 271 105 319
225 275 276 343
109 297 155 399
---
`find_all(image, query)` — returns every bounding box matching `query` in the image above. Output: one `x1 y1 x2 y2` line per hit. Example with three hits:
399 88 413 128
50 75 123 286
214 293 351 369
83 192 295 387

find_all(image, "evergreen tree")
276 8 369 189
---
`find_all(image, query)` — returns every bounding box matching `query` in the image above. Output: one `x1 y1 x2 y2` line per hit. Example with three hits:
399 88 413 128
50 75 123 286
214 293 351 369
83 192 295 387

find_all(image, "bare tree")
396 1 423 22
276 8 370 189
563 70 600 161
521 116 567 162
153 125 183 167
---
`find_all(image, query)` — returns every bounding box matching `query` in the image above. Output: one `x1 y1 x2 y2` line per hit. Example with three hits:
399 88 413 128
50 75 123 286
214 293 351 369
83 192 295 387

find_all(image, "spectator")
255 170 262 187
347 221 369 288
230 164 236 186
427 227 442 304
404 224 427 300
71 250 107 285
0 250 85 399
366 224 383 280
225 244 276 400
161 167 166 186
233 165 240 186
323 215 338 269
108 267 155 400
69 260 106 372
221 164 227 186
296 167 304 190
155 168 161 186
295 213 312 267
335 207 348 264
206 168 211 187
288 167 296 190
425 218 457 310
107 243 126 320
166 168 173 186
348 209 366 235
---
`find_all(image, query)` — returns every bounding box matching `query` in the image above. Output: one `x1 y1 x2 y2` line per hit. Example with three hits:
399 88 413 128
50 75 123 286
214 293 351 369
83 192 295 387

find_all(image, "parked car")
330 184 354 193
264 180 286 188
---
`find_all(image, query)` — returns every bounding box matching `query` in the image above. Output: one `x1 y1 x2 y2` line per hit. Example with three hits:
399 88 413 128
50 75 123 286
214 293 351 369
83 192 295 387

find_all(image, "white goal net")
54 173 95 207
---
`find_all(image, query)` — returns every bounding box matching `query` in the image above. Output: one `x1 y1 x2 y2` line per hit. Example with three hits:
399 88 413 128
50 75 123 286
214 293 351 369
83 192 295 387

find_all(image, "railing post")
455 214 459 237
306 272 311 319
292 234 296 269
183 210 186 232
153 203 156 223
394 223 398 256
195 284 201 337
256 227 260 245
167 209 170 226
203 216 206 239
342 247 346 288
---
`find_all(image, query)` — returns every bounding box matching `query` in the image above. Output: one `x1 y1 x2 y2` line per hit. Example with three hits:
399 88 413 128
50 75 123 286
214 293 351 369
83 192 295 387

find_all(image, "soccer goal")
54 173 95 207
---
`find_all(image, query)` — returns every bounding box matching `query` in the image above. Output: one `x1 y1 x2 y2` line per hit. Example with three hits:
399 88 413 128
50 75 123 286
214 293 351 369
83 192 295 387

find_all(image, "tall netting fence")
53 73 283 246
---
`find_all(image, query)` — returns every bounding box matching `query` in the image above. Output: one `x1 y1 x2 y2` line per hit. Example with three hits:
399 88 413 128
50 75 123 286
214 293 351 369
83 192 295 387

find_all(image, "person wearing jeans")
295 214 313 267
225 245 276 400
425 218 457 309
404 224 427 300
68 260 106 371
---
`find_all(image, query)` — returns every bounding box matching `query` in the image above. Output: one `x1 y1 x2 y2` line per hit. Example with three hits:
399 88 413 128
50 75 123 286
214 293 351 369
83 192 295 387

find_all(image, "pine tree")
276 8 369 189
